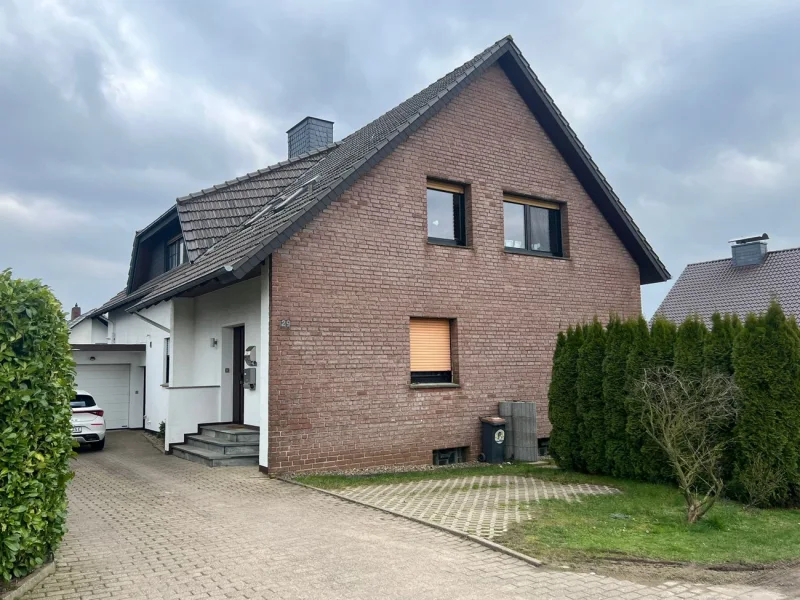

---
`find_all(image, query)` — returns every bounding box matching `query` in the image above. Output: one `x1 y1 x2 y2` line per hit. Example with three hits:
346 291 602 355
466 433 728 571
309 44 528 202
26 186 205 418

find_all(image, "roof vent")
287 117 333 159
729 233 768 267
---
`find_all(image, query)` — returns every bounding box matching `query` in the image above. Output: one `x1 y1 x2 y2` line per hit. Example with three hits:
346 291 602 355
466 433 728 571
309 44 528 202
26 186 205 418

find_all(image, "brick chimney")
287 117 333 158
729 233 769 267
71 303 81 320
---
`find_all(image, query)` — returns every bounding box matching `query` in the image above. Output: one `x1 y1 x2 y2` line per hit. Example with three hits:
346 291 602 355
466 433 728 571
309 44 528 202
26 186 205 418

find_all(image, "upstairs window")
503 194 563 257
410 318 453 384
427 180 466 246
166 236 188 271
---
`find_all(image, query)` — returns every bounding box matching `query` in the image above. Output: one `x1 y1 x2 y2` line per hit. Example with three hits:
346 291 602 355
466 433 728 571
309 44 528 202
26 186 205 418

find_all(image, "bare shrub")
738 455 786 509
638 367 738 523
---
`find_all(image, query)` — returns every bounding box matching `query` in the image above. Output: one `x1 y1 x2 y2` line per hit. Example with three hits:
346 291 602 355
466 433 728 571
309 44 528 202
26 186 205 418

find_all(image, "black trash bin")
479 416 506 464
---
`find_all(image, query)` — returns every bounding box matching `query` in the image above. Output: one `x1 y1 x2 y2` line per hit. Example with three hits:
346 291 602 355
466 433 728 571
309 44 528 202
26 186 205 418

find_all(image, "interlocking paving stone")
335 475 619 539
22 432 787 599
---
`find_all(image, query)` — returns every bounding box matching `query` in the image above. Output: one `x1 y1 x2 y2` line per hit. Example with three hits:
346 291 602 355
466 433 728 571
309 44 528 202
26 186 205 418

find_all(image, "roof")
68 312 108 329
97 35 668 314
176 144 335 259
654 246 800 325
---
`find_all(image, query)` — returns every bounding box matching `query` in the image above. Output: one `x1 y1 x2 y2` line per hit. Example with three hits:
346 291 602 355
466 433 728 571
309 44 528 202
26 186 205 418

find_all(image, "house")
654 234 800 325
77 36 669 473
68 304 108 344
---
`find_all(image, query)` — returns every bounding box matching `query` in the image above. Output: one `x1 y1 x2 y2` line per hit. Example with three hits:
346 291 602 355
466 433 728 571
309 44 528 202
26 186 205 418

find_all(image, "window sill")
427 239 471 249
504 248 569 260
409 383 461 390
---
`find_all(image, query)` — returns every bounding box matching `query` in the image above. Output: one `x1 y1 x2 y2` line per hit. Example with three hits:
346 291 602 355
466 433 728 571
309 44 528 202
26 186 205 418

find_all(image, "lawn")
295 464 800 566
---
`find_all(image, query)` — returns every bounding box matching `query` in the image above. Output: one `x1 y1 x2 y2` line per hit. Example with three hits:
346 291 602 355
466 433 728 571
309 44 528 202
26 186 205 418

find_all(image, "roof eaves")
127 265 235 312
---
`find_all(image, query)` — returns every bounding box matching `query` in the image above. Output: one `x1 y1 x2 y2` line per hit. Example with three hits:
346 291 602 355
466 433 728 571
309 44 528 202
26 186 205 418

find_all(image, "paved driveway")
24 432 785 600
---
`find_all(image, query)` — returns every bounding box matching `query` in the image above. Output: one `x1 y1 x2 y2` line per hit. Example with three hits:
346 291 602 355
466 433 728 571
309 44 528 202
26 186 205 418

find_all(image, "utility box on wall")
243 367 257 390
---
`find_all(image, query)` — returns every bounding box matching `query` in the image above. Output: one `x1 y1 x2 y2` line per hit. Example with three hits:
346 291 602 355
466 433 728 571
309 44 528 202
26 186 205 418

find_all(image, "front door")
232 326 245 424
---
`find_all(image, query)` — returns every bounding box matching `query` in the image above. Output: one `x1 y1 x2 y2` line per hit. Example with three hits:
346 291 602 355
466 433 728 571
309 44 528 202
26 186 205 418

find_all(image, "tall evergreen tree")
624 316 652 479
704 313 741 375
577 319 607 474
603 315 635 477
548 325 583 470
650 316 677 367
732 303 800 506
674 314 708 379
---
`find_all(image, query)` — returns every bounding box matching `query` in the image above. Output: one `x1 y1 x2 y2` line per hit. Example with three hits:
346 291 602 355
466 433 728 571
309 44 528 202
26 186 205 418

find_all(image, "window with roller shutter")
410 318 454 384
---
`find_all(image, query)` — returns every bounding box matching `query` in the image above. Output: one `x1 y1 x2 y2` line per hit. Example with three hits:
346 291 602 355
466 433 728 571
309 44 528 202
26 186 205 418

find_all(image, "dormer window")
166 236 188 271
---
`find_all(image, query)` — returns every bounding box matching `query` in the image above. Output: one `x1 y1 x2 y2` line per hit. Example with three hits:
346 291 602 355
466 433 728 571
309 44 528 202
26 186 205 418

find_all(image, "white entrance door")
75 364 131 429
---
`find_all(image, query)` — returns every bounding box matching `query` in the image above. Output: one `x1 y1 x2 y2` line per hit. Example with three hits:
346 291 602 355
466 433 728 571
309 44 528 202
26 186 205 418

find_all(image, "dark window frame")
166 236 188 271
503 198 563 257
426 182 467 247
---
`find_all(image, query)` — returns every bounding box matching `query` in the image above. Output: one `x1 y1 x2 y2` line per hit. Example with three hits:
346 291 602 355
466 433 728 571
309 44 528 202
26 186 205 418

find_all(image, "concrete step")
200 424 260 443
185 434 259 456
172 444 259 467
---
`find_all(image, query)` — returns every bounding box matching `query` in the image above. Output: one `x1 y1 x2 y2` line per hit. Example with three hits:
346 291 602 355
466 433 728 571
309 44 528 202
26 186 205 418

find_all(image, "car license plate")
72 426 81 434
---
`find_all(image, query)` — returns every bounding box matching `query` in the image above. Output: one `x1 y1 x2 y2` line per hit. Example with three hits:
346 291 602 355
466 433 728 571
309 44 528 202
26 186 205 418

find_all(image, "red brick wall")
268 65 641 473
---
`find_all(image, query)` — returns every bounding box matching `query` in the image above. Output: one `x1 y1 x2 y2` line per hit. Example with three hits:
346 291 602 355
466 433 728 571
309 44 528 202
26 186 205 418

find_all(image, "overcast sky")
2 0 799 318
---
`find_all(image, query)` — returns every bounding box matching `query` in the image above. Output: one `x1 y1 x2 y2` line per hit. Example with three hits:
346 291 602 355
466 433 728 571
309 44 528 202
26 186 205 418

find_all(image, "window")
503 194 563 256
71 394 96 409
164 338 171 385
410 318 453 384
427 180 466 246
166 236 188 271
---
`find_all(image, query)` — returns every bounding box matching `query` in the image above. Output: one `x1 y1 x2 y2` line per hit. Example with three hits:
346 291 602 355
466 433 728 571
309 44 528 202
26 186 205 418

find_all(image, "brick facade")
268 65 641 473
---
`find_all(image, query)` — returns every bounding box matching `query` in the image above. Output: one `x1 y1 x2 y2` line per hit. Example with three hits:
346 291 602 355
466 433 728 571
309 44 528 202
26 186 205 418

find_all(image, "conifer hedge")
548 326 583 471
576 319 606 474
731 303 800 506
602 316 634 477
547 302 800 508
0 270 75 582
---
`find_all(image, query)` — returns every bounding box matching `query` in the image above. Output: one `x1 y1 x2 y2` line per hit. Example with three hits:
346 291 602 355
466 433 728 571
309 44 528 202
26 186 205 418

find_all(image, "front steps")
171 424 259 467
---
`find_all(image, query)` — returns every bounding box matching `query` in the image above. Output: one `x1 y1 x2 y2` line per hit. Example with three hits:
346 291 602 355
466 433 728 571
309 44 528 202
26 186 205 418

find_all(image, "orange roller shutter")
410 318 451 372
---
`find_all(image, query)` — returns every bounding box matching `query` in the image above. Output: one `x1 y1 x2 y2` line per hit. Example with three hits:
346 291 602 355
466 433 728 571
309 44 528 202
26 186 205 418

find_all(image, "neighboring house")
68 304 108 344
78 36 669 473
655 234 800 325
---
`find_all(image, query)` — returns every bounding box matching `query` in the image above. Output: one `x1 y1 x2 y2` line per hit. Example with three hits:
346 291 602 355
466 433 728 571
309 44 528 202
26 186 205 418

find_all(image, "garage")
75 364 132 429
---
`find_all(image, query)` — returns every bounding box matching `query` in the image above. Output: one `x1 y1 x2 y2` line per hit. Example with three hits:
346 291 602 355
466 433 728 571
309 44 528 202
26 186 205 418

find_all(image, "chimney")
729 233 769 267
71 303 81 320
287 117 333 159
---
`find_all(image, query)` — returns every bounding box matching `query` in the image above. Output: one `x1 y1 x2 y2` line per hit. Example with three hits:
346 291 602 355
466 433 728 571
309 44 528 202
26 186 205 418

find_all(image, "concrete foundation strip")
280 477 543 568
1 561 56 600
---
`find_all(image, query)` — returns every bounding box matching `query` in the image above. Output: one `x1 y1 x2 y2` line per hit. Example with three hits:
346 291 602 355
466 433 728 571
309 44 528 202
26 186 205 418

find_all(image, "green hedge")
548 302 800 507
0 270 75 582
731 304 800 505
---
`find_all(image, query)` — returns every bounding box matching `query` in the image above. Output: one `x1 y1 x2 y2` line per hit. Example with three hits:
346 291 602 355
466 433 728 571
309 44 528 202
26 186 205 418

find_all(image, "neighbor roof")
99 35 669 314
654 246 800 325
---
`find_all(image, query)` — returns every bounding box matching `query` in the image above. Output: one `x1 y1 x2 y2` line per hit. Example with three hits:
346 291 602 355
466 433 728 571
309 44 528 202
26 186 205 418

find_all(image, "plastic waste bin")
479 416 506 464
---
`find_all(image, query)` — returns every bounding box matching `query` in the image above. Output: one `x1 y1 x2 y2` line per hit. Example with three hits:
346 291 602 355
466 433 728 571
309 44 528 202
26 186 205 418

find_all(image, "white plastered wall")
108 302 171 433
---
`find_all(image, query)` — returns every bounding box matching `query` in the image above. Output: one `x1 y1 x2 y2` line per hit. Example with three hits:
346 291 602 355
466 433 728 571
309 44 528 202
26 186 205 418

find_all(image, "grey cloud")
1 0 798 318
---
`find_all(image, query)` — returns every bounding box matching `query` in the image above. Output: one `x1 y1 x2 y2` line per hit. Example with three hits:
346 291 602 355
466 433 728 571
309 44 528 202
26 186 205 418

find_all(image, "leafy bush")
0 270 75 582
548 326 583 470
158 420 166 440
577 319 606 474
602 315 634 477
732 303 800 506
624 316 652 480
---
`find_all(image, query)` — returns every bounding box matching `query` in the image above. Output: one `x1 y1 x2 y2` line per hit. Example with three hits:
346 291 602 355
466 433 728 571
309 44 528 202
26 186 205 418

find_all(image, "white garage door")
75 364 131 429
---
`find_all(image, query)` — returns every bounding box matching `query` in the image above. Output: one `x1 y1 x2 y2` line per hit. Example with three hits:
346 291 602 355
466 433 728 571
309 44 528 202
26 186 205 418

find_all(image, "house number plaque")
280 319 291 329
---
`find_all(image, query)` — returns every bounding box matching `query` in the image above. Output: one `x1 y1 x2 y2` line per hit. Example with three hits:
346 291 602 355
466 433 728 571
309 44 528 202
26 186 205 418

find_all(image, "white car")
71 390 106 450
